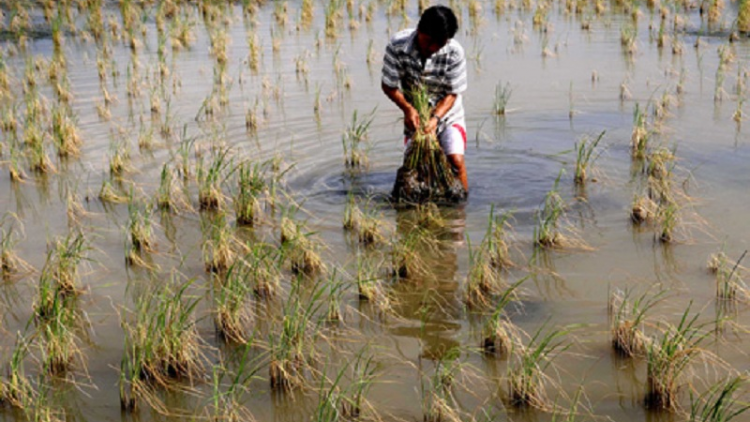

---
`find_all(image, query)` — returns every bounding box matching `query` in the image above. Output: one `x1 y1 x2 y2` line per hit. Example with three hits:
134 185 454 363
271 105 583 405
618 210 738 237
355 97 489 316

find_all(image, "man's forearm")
382 83 414 114
432 94 457 119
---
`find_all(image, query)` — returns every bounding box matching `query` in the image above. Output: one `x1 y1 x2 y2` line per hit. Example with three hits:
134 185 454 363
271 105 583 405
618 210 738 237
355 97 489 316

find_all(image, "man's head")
416 6 458 58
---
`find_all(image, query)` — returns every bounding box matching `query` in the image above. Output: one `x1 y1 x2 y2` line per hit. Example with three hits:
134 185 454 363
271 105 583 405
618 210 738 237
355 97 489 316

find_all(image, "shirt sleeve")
381 41 401 89
445 44 467 94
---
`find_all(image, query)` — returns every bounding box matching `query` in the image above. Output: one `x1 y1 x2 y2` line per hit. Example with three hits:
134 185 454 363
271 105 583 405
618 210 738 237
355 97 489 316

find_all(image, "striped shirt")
382 28 468 136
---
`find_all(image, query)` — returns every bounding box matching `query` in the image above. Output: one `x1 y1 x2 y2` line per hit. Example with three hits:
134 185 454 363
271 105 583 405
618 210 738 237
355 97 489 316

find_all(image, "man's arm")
423 94 457 135
382 83 420 133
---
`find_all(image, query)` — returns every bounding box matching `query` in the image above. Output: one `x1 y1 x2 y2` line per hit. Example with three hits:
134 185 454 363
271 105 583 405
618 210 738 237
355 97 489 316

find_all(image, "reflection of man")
381 5 469 192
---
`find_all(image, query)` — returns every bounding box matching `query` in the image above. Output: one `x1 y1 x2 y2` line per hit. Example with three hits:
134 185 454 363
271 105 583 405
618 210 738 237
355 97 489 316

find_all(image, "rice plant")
341 350 378 419
354 253 390 312
482 279 524 356
120 274 205 407
421 348 463 422
573 131 605 185
533 174 566 248
343 193 361 231
37 291 86 376
51 105 81 158
268 279 327 391
281 213 326 276
125 199 155 267
202 212 238 274
712 251 749 302
645 305 712 411
0 334 33 409
197 148 233 211
155 163 188 212
631 194 657 224
482 206 515 269
0 217 31 278
465 235 503 309
234 160 266 226
388 227 435 280
245 241 281 298
342 108 375 170
689 376 750 422
657 201 679 243
631 103 649 159
41 230 89 296
609 287 665 357
507 322 575 409
213 260 253 344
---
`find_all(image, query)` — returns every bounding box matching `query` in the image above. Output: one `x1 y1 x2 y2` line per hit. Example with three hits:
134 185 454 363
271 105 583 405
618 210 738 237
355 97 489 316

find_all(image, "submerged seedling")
573 131 605 185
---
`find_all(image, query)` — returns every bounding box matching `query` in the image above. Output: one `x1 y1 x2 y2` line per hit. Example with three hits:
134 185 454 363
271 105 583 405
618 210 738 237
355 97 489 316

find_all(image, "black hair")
417 5 458 42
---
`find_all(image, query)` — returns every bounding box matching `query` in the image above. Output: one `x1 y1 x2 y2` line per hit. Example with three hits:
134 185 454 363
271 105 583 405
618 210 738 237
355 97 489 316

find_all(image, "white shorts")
404 122 467 156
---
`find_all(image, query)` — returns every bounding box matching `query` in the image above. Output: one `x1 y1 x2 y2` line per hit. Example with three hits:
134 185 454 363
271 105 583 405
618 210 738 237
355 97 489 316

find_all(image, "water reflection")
387 204 466 361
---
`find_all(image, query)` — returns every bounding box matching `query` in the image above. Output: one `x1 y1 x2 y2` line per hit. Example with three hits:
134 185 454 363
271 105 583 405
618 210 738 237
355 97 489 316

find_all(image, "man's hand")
404 107 420 132
424 115 439 136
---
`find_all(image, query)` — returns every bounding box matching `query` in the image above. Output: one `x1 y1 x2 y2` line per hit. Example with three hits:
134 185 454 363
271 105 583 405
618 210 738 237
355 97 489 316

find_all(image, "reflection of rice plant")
494 81 513 115
645 305 711 411
508 323 573 409
482 279 524 356
574 131 605 184
342 108 375 169
689 376 750 422
610 288 665 357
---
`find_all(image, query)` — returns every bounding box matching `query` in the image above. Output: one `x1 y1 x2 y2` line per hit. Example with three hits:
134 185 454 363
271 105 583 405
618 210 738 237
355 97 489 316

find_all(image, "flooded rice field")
1 0 750 421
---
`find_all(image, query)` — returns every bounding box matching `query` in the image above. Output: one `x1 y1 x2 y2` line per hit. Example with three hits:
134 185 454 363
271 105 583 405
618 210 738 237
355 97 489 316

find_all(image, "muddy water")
1 1 750 421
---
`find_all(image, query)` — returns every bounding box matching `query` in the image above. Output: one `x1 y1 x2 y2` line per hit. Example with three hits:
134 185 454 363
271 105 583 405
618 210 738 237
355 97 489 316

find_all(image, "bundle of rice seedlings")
213 261 253 344
508 323 573 409
689 376 750 422
392 85 466 204
482 279 524 356
645 305 712 411
610 288 665 357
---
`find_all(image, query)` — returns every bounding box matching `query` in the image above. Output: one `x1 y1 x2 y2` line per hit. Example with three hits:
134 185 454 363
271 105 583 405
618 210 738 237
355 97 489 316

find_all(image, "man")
381 5 468 193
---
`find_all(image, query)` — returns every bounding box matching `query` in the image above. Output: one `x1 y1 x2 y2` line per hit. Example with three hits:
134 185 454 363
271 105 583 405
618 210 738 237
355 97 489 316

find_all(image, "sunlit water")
1 1 750 421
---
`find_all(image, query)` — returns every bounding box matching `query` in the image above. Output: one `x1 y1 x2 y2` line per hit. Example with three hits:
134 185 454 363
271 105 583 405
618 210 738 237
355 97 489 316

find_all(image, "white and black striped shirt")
382 29 467 136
